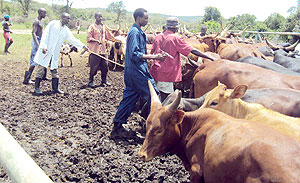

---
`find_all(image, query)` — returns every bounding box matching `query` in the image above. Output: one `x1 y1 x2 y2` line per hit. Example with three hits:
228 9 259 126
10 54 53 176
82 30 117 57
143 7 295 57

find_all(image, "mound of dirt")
0 52 190 182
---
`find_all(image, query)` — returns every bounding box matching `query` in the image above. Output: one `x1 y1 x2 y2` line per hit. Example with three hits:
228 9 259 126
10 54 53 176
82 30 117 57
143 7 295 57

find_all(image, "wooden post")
0 123 53 183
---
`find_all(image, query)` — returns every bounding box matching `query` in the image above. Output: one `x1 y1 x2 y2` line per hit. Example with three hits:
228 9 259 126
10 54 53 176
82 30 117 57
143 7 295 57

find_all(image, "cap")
4 14 9 19
166 17 180 28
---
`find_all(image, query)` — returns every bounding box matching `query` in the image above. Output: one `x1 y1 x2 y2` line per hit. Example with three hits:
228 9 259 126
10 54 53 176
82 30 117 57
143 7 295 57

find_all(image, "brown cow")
199 35 267 61
191 59 300 98
200 82 300 141
138 81 300 183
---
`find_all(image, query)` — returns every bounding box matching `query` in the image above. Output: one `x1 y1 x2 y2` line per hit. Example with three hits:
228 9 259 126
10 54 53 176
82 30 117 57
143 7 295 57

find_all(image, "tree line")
2 0 300 42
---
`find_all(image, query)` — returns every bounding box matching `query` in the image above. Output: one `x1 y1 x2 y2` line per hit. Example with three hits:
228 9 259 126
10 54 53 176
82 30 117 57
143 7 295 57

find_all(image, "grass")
0 31 88 62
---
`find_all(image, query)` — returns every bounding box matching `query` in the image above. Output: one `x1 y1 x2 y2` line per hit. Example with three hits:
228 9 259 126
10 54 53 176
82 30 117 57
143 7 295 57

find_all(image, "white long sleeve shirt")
33 20 85 69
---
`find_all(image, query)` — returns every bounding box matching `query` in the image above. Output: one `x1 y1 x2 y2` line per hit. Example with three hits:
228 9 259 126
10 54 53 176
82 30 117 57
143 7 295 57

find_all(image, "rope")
81 49 125 68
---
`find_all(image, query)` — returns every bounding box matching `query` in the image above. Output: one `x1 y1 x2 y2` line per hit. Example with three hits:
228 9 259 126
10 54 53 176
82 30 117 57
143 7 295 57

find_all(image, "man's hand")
80 46 89 57
155 53 166 61
42 48 48 54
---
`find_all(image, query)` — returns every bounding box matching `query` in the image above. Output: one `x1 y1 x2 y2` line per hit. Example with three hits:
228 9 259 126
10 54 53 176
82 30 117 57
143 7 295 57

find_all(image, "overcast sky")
36 0 298 21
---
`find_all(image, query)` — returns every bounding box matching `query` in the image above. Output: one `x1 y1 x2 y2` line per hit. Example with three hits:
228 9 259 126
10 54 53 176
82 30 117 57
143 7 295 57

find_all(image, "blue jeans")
30 37 41 66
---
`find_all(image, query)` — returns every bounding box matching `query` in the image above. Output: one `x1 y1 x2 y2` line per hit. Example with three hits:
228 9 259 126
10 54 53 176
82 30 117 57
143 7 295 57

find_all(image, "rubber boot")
42 67 50 81
34 78 43 95
100 80 111 87
23 66 35 84
88 76 95 88
4 43 9 54
52 78 64 94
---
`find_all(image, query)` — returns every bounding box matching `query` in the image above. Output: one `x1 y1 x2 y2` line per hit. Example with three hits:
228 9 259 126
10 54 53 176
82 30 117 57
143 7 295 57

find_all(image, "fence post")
0 123 53 183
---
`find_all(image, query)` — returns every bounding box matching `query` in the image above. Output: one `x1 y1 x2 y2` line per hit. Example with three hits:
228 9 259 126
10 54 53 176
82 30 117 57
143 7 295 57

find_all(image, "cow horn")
166 90 182 112
219 24 232 38
233 25 250 36
284 39 299 51
188 57 199 68
266 39 280 50
148 80 161 104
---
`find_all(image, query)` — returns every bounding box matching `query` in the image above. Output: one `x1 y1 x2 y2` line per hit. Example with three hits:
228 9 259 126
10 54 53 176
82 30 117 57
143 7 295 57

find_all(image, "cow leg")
60 54 63 67
68 54 72 67
113 54 117 70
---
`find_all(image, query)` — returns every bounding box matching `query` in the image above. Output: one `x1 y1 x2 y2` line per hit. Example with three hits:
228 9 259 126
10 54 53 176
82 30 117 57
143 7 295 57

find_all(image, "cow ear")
230 85 248 99
170 110 185 125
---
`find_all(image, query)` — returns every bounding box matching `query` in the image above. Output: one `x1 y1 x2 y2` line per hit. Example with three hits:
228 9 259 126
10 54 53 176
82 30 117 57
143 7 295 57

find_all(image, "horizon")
36 0 298 21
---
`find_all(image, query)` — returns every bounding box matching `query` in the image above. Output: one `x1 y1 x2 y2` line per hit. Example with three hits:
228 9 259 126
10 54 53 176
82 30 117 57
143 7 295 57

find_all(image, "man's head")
166 17 180 32
38 8 47 19
61 12 71 26
95 12 102 24
133 8 148 27
201 25 207 35
4 14 9 21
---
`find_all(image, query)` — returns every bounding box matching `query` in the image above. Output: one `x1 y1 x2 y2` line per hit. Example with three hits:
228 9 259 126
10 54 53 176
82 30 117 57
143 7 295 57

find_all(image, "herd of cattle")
59 25 300 182
137 26 300 182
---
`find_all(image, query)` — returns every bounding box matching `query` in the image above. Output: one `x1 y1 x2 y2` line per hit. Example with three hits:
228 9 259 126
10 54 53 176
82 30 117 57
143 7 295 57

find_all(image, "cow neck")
171 118 191 170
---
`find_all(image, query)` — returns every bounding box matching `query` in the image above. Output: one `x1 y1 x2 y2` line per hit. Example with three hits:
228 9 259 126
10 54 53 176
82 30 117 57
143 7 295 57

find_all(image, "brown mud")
0 52 189 183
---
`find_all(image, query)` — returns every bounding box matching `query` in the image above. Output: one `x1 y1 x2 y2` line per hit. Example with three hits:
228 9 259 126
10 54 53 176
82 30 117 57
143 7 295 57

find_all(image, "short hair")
133 8 147 21
38 8 46 14
61 12 70 18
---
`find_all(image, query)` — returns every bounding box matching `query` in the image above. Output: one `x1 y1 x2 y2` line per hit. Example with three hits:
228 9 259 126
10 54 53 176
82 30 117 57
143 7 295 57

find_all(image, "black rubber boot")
42 67 50 81
34 78 43 95
23 66 35 84
88 76 95 88
4 43 9 54
100 80 111 87
52 78 64 94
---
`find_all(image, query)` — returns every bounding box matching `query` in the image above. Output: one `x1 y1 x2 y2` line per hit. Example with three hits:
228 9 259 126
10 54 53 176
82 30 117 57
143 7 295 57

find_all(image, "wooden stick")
81 49 125 68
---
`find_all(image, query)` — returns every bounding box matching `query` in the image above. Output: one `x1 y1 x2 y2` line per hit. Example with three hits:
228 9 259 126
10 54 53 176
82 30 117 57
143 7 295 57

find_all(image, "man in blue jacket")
112 8 165 132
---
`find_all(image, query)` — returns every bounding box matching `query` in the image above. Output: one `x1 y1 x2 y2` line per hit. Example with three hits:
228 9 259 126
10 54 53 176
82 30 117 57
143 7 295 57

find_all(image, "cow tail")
189 81 195 98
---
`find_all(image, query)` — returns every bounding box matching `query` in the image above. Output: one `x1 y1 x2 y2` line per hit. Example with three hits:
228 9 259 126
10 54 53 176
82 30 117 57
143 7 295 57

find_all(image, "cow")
198 35 268 61
257 46 274 56
138 81 300 183
236 56 300 76
60 42 78 67
200 82 300 141
163 87 300 117
191 59 300 98
273 51 300 73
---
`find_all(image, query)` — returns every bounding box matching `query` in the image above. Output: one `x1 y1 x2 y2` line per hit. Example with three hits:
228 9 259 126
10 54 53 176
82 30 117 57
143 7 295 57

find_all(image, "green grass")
0 31 88 62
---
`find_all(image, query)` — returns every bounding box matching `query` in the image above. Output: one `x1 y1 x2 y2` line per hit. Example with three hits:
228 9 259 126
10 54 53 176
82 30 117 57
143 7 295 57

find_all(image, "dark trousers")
89 53 108 82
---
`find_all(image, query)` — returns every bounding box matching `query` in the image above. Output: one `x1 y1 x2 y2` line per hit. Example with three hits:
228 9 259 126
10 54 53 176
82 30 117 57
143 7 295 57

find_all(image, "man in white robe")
33 12 87 95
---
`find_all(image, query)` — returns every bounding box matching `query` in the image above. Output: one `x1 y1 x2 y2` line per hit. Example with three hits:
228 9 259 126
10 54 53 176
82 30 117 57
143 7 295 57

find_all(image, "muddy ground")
0 52 190 182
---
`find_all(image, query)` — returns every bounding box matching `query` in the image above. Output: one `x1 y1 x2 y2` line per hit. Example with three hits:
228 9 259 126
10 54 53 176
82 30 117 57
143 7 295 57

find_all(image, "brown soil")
0 52 189 182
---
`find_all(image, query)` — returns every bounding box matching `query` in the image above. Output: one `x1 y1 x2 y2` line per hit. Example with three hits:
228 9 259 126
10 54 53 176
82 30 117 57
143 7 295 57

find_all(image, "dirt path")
0 53 189 182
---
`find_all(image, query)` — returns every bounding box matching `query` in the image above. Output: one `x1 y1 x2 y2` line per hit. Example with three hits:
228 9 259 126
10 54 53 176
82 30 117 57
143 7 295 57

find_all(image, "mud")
0 52 190 182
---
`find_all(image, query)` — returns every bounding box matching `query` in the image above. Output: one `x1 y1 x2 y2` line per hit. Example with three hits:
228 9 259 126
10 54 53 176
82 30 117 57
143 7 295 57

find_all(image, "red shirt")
150 30 193 82
87 23 114 55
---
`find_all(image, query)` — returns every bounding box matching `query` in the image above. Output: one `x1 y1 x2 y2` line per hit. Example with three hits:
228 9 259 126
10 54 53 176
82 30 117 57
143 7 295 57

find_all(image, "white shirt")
33 20 85 69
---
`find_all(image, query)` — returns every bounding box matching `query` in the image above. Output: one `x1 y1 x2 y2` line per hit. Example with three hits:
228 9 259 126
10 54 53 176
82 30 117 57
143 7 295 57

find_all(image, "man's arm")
142 53 165 61
32 20 40 47
191 49 217 61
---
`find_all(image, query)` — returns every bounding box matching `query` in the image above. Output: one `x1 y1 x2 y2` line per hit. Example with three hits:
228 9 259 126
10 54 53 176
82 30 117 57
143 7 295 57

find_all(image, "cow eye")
210 101 218 106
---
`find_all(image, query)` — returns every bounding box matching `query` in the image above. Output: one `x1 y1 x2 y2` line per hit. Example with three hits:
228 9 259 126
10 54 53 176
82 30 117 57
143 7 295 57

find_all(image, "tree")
202 7 221 23
15 0 31 17
107 1 126 23
52 0 73 13
227 14 257 30
264 13 286 31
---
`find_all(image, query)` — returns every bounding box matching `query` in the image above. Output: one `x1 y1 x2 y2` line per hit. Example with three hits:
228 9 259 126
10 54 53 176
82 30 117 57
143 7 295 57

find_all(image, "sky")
36 0 298 21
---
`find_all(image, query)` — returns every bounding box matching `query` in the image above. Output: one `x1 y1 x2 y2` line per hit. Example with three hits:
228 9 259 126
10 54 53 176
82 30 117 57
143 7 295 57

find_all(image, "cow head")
138 81 184 161
200 82 248 116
